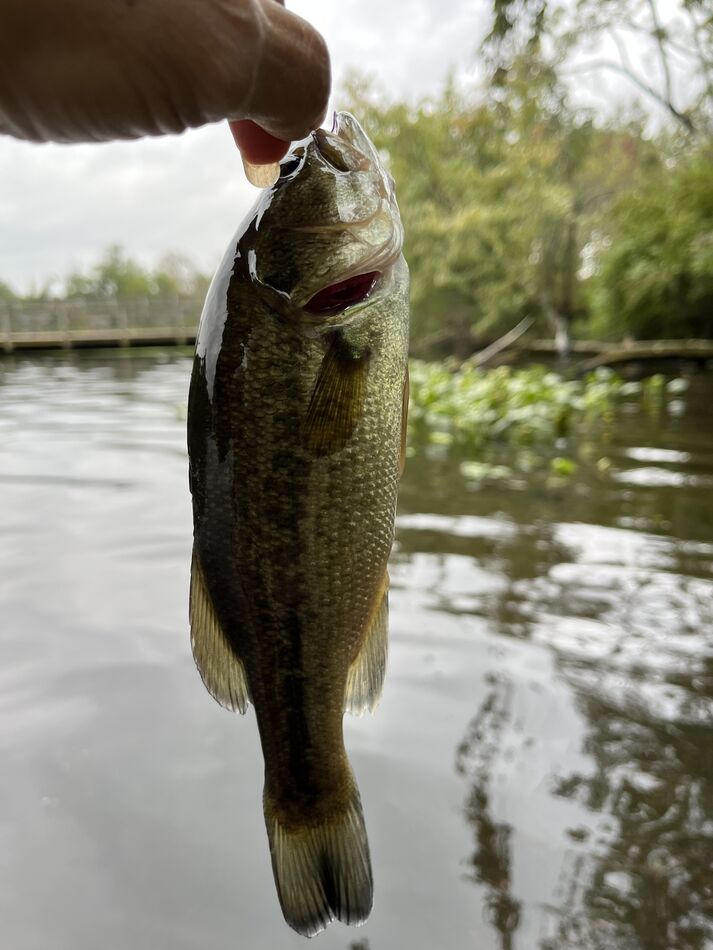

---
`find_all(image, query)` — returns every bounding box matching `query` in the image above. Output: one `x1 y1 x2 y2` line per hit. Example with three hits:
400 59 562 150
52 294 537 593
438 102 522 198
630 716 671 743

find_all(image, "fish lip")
311 128 371 174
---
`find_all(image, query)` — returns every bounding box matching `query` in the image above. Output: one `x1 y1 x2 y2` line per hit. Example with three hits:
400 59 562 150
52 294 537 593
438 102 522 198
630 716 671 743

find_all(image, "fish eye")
279 156 302 178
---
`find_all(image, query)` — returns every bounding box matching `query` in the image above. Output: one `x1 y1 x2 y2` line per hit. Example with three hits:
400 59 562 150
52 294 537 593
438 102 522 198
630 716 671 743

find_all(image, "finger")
229 119 289 164
0 0 330 144
235 0 331 142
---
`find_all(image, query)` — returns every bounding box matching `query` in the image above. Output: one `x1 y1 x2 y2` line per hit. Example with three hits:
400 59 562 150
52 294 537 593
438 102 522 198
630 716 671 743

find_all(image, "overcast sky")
0 0 686 292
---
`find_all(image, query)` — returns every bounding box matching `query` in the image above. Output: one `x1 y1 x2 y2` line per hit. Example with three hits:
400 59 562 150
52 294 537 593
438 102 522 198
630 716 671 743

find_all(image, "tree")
586 148 713 338
65 245 155 299
153 252 211 299
0 279 17 303
484 0 712 136
344 66 649 353
62 246 210 300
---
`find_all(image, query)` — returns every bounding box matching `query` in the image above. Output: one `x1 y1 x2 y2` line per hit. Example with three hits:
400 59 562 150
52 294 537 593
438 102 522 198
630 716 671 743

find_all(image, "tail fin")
264 780 373 937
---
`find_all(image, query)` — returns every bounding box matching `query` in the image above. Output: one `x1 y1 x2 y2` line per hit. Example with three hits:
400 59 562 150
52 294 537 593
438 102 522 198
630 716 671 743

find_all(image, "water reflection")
1 354 712 949
397 374 713 948
456 676 521 950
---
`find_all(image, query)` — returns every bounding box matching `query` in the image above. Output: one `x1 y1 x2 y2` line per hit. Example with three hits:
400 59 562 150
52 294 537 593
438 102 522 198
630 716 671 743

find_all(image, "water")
1 353 711 950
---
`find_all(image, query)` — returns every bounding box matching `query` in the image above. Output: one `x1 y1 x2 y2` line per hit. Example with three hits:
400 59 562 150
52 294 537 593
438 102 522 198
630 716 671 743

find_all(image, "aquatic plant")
408 363 622 450
408 363 682 480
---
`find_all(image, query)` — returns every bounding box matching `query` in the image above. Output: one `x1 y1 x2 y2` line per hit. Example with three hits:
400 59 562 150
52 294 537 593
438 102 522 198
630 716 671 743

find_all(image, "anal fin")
344 574 389 716
190 549 251 714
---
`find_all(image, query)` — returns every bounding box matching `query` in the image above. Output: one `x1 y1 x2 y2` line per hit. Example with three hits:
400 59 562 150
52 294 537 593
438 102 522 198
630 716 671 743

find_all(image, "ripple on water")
1 355 712 950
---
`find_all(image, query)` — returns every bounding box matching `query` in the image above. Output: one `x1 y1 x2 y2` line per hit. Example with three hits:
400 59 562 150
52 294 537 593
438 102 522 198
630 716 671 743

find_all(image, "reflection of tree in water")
400 432 713 947
442 505 713 947
542 679 713 950
456 675 522 950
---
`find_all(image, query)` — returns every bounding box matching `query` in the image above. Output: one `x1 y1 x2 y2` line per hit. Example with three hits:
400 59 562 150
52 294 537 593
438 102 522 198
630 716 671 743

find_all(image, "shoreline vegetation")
409 361 682 448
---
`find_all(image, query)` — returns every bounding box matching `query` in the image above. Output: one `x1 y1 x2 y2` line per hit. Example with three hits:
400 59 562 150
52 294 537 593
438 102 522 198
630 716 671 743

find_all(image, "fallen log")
579 340 713 371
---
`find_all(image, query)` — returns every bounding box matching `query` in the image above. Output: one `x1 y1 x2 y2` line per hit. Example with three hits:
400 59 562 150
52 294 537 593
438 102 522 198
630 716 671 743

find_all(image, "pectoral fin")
190 550 251 714
303 334 370 456
344 574 389 716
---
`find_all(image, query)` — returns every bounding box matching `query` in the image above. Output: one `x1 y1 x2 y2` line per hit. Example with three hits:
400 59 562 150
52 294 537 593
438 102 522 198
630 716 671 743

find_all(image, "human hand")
0 0 330 152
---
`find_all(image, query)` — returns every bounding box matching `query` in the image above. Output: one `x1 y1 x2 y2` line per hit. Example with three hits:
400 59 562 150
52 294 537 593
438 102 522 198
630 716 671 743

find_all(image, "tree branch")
565 59 695 132
686 6 713 112
464 316 535 368
645 0 674 108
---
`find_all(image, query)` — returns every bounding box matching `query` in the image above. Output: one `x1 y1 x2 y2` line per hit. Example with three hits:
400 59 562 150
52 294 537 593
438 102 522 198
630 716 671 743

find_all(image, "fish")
187 111 409 937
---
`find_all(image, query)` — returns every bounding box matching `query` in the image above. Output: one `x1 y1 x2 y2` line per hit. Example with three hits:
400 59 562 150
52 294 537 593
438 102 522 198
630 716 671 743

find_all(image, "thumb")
229 120 291 164
223 0 331 142
0 0 330 144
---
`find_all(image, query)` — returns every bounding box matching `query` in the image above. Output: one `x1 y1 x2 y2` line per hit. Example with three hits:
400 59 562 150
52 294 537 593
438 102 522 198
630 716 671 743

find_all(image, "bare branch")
686 6 713 108
645 0 674 107
611 28 634 76
616 17 701 61
464 316 535 368
565 58 695 132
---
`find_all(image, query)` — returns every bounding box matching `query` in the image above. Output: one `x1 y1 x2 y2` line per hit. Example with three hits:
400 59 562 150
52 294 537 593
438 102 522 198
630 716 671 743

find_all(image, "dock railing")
0 297 202 352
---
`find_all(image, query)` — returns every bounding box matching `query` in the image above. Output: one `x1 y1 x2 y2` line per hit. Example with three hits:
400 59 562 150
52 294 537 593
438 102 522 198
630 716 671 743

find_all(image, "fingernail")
241 155 280 188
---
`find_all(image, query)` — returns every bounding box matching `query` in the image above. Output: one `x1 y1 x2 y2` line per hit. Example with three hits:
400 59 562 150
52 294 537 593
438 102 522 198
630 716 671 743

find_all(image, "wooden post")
56 301 72 348
1 303 13 353
118 300 130 347
173 294 187 345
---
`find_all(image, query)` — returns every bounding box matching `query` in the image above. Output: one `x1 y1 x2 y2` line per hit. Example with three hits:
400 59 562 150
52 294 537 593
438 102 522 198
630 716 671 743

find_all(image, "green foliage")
64 245 152 299
483 0 711 136
408 362 622 452
407 363 688 483
550 455 578 477
344 41 710 349
0 280 17 302
63 246 209 300
345 70 636 349
587 150 713 338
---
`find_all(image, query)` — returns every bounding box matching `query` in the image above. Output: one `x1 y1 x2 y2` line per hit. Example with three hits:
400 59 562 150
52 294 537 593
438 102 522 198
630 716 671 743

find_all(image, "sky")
0 0 488 293
0 0 692 293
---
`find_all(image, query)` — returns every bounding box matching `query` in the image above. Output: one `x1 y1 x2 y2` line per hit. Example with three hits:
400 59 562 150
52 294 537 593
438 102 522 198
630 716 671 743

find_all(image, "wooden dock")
2 300 711 368
1 298 200 352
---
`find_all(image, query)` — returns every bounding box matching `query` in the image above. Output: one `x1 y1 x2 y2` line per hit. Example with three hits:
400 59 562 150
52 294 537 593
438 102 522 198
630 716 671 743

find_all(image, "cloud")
0 126 257 291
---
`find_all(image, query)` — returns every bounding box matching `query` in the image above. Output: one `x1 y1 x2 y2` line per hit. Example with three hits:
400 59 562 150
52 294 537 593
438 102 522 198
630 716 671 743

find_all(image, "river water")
1 354 711 950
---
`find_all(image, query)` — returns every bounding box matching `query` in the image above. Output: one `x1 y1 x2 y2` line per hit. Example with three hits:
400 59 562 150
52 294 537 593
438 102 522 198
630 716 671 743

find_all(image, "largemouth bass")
187 112 409 937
